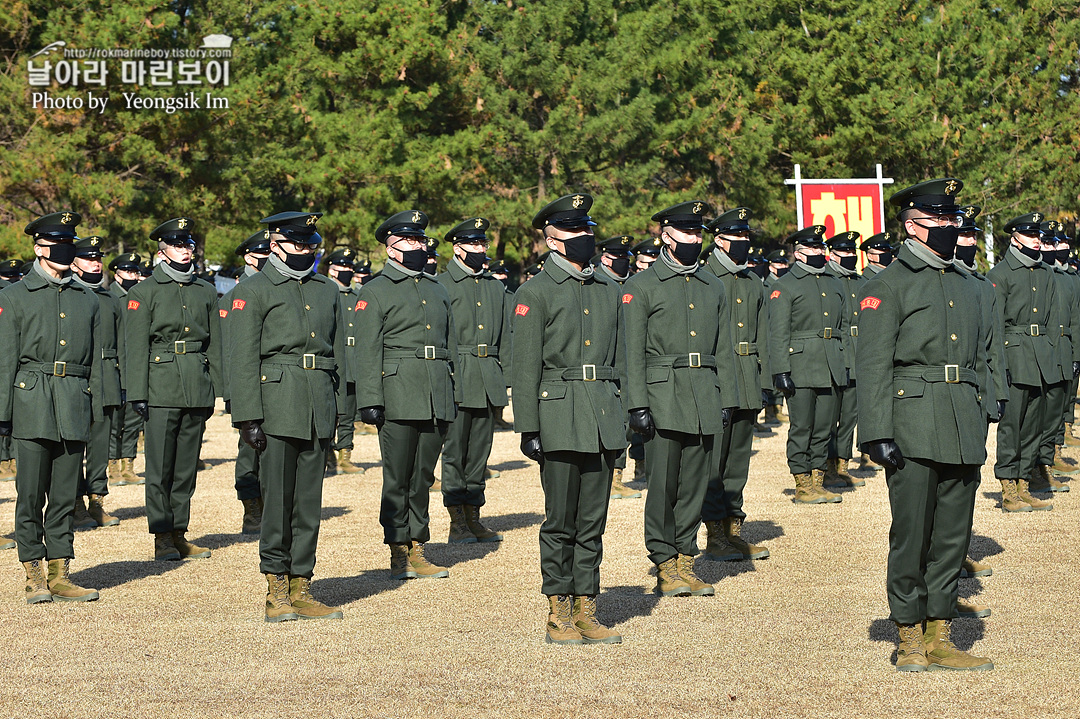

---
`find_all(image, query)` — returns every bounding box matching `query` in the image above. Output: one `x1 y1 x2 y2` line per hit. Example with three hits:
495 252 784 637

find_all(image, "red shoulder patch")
769 290 780 299
622 293 633 304
515 304 530 317
355 300 368 311
860 296 882 311
219 309 228 319
127 300 140 310
232 299 245 311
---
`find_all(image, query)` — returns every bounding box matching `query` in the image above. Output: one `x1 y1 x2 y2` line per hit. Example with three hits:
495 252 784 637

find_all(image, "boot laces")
677 555 702 583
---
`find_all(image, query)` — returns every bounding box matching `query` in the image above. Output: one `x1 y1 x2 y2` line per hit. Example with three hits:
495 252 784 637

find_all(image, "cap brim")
547 218 597 230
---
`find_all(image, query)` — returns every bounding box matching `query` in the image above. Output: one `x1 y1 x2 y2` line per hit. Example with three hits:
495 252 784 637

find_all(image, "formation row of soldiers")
3 180 1077 670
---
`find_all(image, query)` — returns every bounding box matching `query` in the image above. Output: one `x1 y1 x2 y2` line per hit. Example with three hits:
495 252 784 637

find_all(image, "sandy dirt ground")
1 401 1077 718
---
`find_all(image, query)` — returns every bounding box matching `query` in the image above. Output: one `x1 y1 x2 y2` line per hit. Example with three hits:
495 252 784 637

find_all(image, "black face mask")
166 258 193 273
424 261 438 276
119 277 139 290
752 264 770 279
668 239 702 266
838 255 858 271
775 267 789 278
43 243 77 266
802 254 827 269
724 240 750 265
609 256 631 277
1016 243 1042 262
254 255 269 271
556 234 596 265
335 270 354 286
1042 250 1058 265
461 250 487 272
954 244 978 266
281 251 315 272
396 247 429 272
877 253 894 268
78 271 103 284
922 225 959 260
358 273 373 285
1058 249 1072 264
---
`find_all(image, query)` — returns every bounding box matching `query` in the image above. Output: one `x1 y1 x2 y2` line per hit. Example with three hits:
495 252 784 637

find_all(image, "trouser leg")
234 436 261 501
785 386 816 474
643 429 686 565
441 406 474 506
924 463 980 620
572 449 614 596
81 407 114 497
378 420 420 545
288 435 327 579
259 434 296 576
885 457 935 624
1040 381 1067 463
170 408 209 533
995 383 1032 478
834 381 858 460
411 420 446 543
703 409 754 522
672 433 713 557
1020 383 1048 478
810 387 840 471
333 387 357 451
144 407 180 534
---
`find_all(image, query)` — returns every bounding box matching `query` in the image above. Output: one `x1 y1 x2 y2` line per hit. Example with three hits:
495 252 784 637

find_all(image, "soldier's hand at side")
520 432 543 461
1072 362 1079 380
131 401 149 421
239 421 267 453
628 408 655 441
224 400 231 414
0 421 11 437
866 440 905 470
760 389 770 409
722 407 734 429
991 399 1006 424
359 406 385 429
773 373 796 399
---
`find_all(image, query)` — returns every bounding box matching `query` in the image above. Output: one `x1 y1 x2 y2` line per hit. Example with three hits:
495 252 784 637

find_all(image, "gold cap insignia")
738 208 747 220
884 232 891 241
474 218 484 229
693 202 703 214
129 253 136 260
264 229 270 240
306 215 317 226
571 195 585 209
1032 212 1042 222
847 232 856 241
815 226 824 235
178 218 188 229
964 207 975 218
344 249 352 256
61 212 73 224
944 180 958 195
412 211 421 223
90 238 99 246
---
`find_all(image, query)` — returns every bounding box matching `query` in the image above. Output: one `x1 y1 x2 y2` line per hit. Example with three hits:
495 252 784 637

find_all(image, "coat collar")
446 256 483 282
653 252 707 282
380 260 435 284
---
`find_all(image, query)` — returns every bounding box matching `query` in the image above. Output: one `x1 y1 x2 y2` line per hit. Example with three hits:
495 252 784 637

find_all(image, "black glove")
773 373 796 399
760 389 770 409
238 420 267 453
520 431 543 461
845 369 852 387
224 399 232 414
628 408 656 442
0 421 11 437
866 440 905 470
722 407 734 429
131 400 149 421
1073 362 1079 380
120 390 127 404
1006 369 1013 387
990 399 1006 424
359 406 385 429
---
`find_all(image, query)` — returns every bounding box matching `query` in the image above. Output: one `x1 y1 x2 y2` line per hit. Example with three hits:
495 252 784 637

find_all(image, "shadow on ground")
483 511 543 532
427 541 499 569
111 505 147 522
598 584 661 627
312 569 404 606
489 459 530 473
70 559 184 590
968 534 1004 563
741 519 784 544
195 532 258 550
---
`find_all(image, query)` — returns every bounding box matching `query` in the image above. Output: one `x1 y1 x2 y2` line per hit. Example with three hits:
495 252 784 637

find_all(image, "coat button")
821 292 826 297
1033 308 1038 312
897 389 905 396
59 339 66 345
585 340 591 346
583 309 589 315
737 322 744 328
823 312 829 316
689 303 695 309
950 334 958 341
542 391 549 398
949 301 954 307
422 300 427 305
155 356 160 362
184 326 190 332
261 375 267 381
1033 287 1037 292
478 324 484 329
477 302 482 306
59 313 65 318
305 305 310 310
735 299 741 304
690 331 697 336
19 382 25 388
789 347 794 353
310 332 316 337
426 324 431 330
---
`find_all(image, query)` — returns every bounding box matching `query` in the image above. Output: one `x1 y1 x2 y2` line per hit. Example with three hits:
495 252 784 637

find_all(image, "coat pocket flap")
646 367 672 384
787 340 805 355
892 379 925 399
13 370 38 390
538 383 567 400
381 362 400 378
260 368 284 383
150 353 175 364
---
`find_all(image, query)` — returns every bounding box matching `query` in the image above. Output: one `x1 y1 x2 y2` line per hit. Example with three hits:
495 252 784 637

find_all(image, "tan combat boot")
774 404 788 423
485 467 501 479
609 468 641 499
811 469 842 503
961 556 992 578
857 452 877 471
998 479 1032 513
655 557 692 597
354 420 377 436
171 531 212 559
73 496 98 530
923 619 993 671
763 404 780 425
1 535 14 550
464 505 503 542
46 559 99 602
106 459 122 484
447 505 478 544
545 594 583 645
429 478 442 493
1066 423 1080 447
1029 465 1069 493
337 448 363 474
408 542 449 578
22 560 52 604
241 497 263 534
88 495 119 527
119 458 141 485
0 459 14 481
676 553 714 596
289 576 343 620
792 473 826 504
323 450 338 477
724 517 770 560
1050 446 1078 475
572 595 622 644
702 520 742 562
824 458 865 488
1016 479 1053 511
895 623 928 672
154 533 181 561
957 597 991 618
389 543 414 579
264 573 298 623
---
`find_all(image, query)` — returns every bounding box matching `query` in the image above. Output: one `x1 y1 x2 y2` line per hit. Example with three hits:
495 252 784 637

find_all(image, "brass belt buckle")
477 344 488 358
823 327 833 339
850 326 859 337
689 352 702 367
1030 324 1040 337
302 353 316 370
174 340 187 354
736 342 750 356
424 345 436 360
944 364 960 383
582 364 597 381
52 361 66 377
